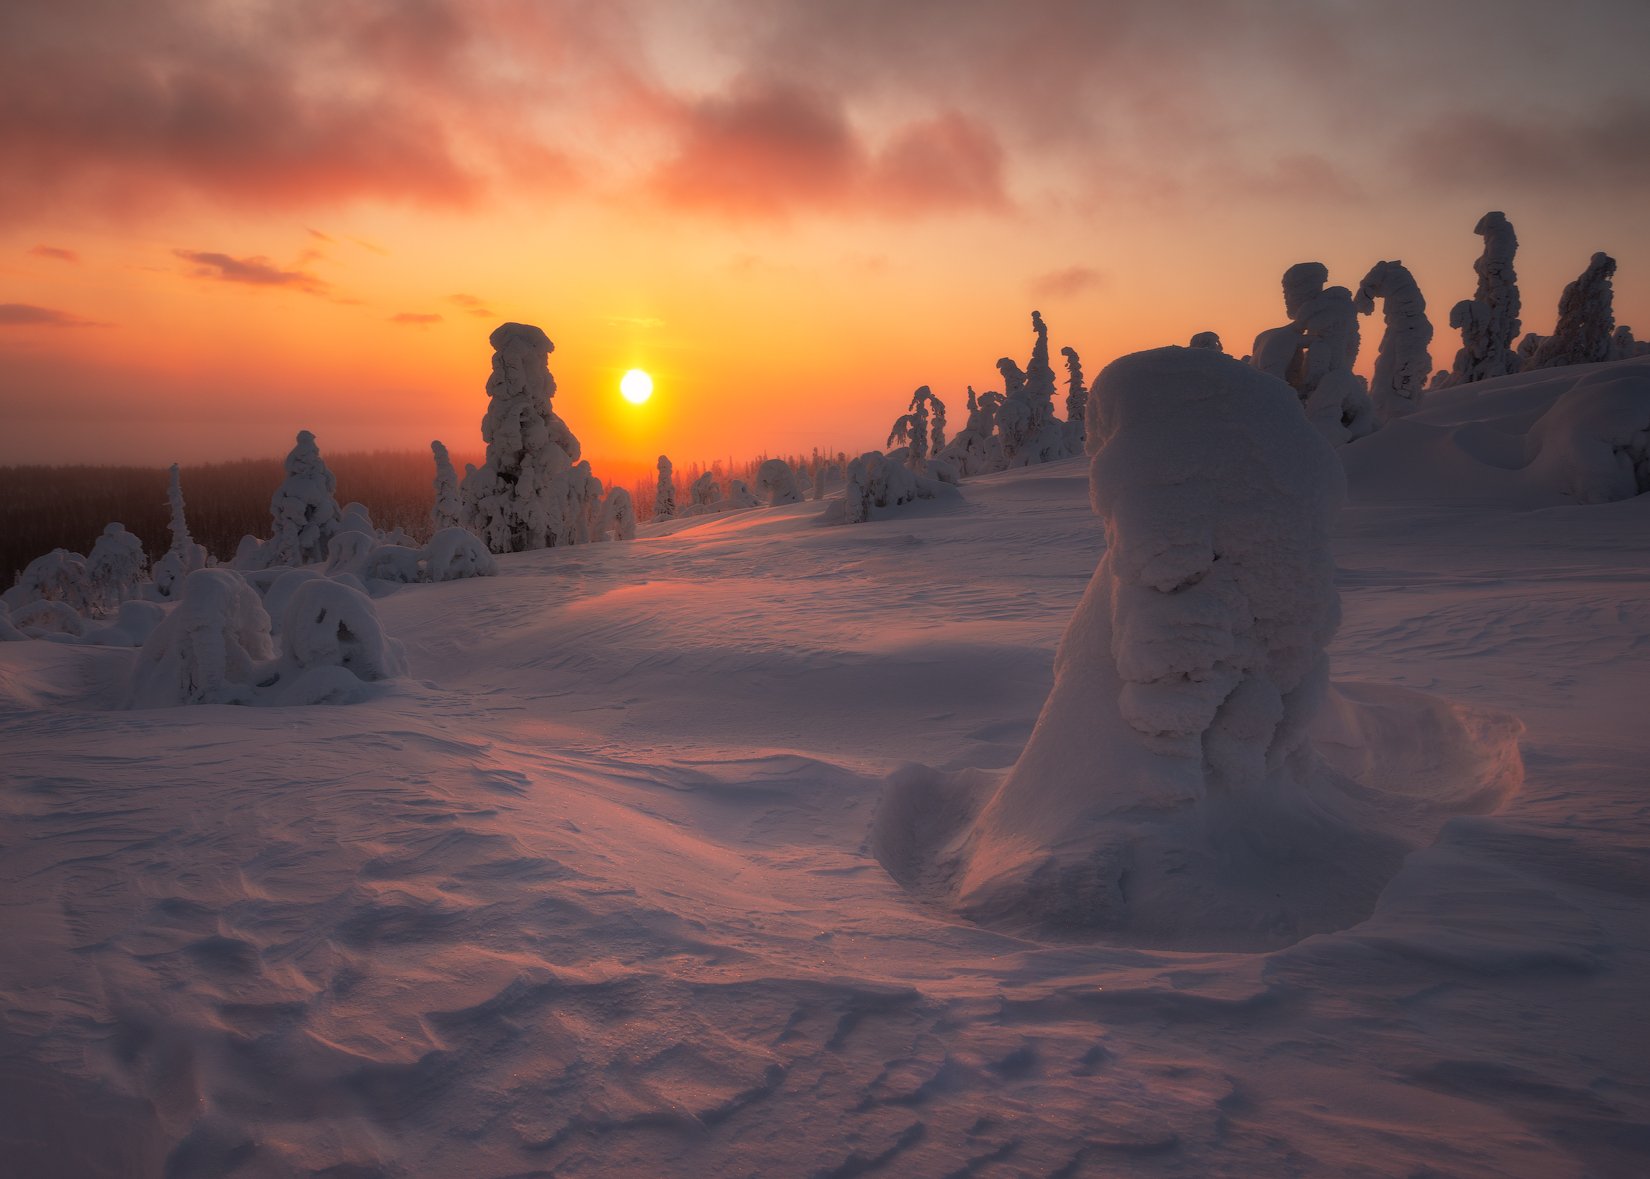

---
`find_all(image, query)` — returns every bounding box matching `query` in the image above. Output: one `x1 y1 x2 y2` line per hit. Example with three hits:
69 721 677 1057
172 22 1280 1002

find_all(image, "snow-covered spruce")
10 599 85 638
263 430 344 568
431 441 462 530
424 527 498 581
86 523 148 616
461 322 601 553
1528 252 1617 370
151 463 209 601
755 459 802 506
654 455 676 520
128 569 275 707
4 549 91 615
272 578 407 704
601 487 638 541
1353 260 1434 423
1188 332 1223 351
935 387 1007 475
949 347 1356 945
1059 347 1088 452
1251 262 1375 443
998 312 1068 467
1441 211 1522 386
830 449 950 524
887 387 946 469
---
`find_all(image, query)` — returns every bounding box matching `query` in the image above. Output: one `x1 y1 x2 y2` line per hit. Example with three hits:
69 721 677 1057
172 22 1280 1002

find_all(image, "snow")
1441 211 1523 386
4 357 1650 1175
431 440 462 530
1529 251 1617 370
265 429 344 568
1354 259 1434 422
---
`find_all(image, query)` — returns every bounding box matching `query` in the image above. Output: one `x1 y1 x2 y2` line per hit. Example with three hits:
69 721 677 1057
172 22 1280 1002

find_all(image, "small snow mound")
1526 365 1650 502
425 527 498 581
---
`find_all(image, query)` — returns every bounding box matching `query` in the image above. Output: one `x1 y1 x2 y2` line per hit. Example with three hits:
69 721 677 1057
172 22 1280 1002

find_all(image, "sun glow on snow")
620 369 654 405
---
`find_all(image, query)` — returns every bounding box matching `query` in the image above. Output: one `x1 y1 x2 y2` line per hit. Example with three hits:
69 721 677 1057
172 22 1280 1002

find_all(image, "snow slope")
3 366 1650 1176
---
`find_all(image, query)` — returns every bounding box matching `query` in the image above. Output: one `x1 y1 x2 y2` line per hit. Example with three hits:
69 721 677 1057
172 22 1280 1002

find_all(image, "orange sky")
4 0 1649 483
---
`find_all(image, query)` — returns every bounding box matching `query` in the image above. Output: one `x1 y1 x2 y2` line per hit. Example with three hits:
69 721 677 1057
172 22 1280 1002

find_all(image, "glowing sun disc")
620 369 653 404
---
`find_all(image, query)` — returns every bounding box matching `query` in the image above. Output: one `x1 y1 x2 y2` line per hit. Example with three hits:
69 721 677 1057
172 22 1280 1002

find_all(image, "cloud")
1397 101 1650 193
647 77 1007 219
447 293 495 318
174 250 328 294
29 245 79 262
1029 265 1107 300
389 312 443 325
0 303 104 327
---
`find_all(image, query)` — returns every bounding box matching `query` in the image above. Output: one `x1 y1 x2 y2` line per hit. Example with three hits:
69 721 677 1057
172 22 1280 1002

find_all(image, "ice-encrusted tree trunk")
431 441 462 530
1529 252 1617 370
86 523 148 615
461 322 599 553
654 455 676 520
1353 260 1434 423
1442 211 1522 386
952 347 1346 941
266 430 343 567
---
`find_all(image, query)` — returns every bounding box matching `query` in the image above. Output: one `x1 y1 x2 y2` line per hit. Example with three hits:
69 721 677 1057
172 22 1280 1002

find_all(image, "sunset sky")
4 0 1649 482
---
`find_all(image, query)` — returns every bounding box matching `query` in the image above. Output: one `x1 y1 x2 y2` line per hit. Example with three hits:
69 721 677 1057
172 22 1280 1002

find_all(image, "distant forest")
2 448 843 582
0 451 477 582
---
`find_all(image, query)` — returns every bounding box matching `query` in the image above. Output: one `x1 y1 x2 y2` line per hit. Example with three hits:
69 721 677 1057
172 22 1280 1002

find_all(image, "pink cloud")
174 250 328 294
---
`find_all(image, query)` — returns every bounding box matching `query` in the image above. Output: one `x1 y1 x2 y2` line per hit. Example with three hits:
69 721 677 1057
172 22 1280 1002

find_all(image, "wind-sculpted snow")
9 400 1650 1177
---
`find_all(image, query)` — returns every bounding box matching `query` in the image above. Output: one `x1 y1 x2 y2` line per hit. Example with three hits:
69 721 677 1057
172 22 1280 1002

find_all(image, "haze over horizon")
4 0 1649 470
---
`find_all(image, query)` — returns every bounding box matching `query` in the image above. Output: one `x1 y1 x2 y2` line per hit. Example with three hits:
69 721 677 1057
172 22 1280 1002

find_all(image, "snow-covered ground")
3 363 1649 1177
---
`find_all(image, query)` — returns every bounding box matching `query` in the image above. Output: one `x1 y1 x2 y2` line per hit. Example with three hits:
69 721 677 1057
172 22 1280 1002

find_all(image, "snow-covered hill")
3 361 1649 1177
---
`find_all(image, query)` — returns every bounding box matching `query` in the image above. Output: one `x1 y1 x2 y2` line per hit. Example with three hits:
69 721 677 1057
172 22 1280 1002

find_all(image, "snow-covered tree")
5 549 91 614
128 569 275 707
725 478 759 508
1529 252 1617 370
1060 345 1087 452
654 455 676 520
887 386 947 469
424 527 498 581
86 523 148 615
248 430 345 569
277 579 406 685
461 322 601 553
431 440 462 530
1441 211 1522 386
1188 332 1223 351
1353 260 1434 422
996 312 1067 466
951 346 1347 940
755 458 802 505
152 464 209 601
690 471 721 507
1251 263 1374 443
935 386 1007 475
601 486 637 540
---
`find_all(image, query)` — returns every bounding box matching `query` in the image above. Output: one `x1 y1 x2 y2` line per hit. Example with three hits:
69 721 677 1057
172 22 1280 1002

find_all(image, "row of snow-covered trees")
1235 210 1646 445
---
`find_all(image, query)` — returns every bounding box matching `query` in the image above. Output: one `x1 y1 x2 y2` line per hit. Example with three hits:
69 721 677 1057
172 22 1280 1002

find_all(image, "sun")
620 368 653 405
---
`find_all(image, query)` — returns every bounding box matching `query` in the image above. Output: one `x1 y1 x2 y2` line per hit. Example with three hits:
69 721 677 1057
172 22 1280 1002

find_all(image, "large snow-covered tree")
1529 252 1617 370
1252 263 1375 442
1353 260 1434 423
952 346 1347 943
997 312 1067 466
1441 211 1522 385
461 322 602 553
